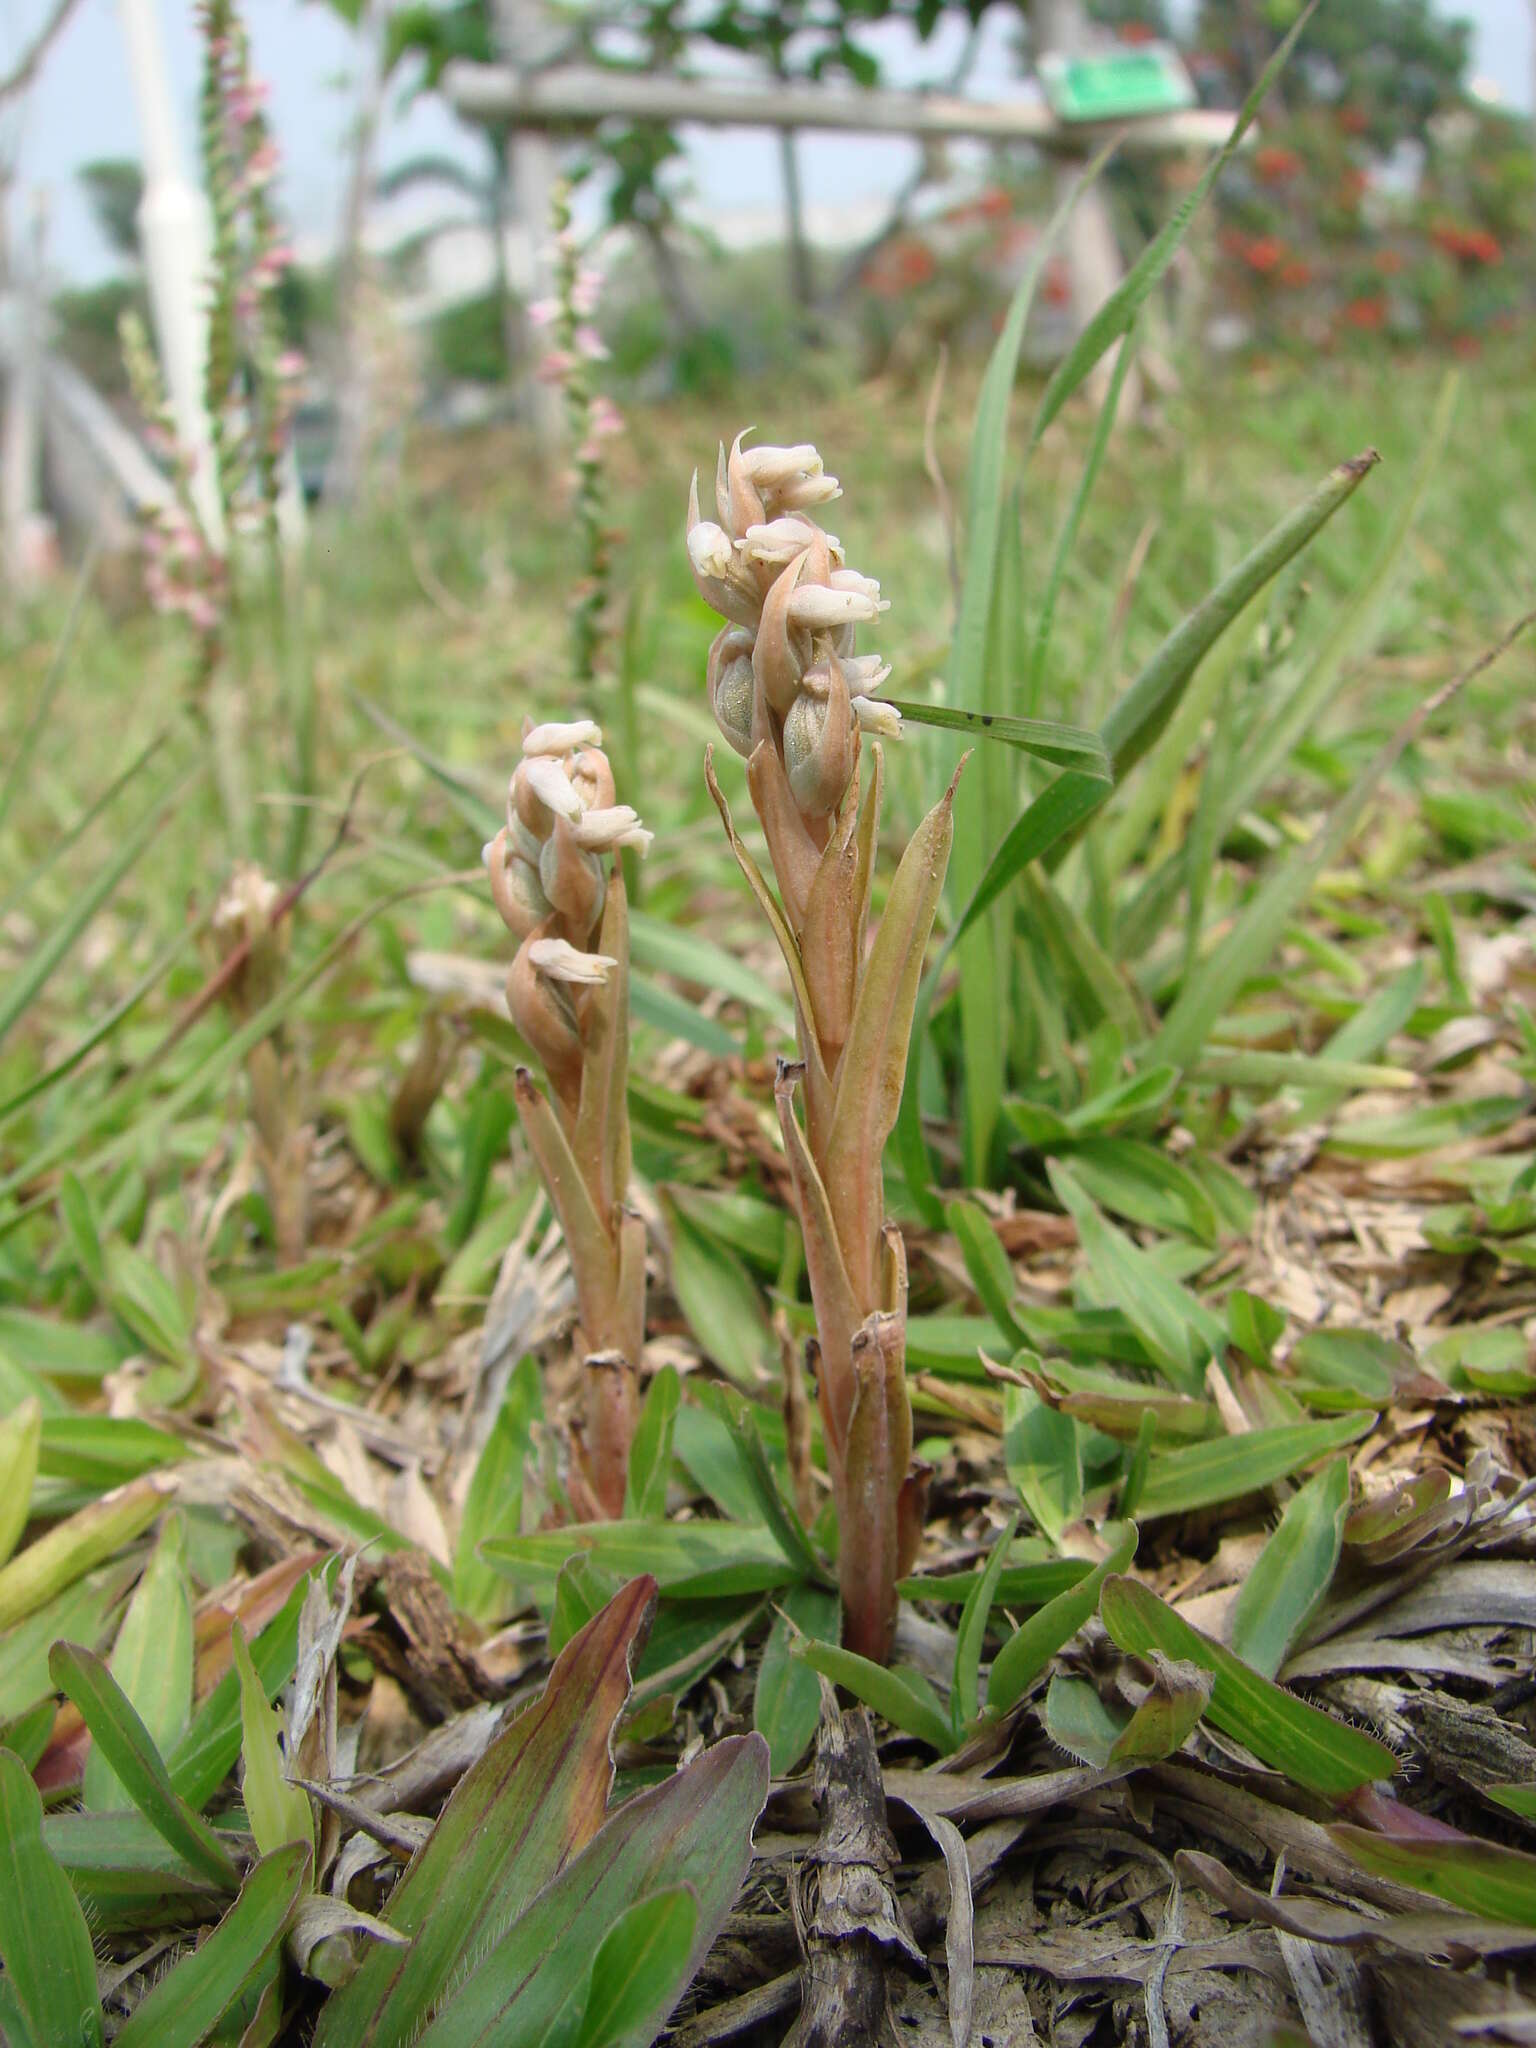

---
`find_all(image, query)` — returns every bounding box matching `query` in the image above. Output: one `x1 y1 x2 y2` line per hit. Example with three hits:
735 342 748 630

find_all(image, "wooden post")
494 0 563 456
1033 0 1141 417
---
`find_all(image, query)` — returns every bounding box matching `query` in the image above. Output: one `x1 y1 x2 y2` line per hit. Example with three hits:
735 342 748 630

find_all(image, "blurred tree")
1193 0 1471 148
78 160 145 264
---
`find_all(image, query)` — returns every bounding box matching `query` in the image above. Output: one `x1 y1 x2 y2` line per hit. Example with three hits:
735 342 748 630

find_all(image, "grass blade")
112 1841 311 2048
1229 1458 1350 1679
49 1641 242 1890
1099 1576 1395 1797
0 1747 104 2048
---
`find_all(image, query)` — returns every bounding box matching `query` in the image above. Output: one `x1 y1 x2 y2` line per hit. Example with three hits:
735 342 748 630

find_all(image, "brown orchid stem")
491 725 651 1519
691 434 958 1663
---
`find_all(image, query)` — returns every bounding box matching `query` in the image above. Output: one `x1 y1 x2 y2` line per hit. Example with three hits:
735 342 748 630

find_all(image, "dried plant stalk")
486 720 652 1518
211 864 309 1261
688 435 960 1663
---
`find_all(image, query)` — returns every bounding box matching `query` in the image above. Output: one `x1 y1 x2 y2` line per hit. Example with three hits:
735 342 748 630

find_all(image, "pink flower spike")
276 350 307 379
573 324 608 362
588 396 625 438
571 268 603 317
537 348 576 385
527 298 559 329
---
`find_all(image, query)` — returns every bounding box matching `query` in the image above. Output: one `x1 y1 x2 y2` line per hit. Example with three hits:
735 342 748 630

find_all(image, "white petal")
773 472 841 509
523 719 602 756
739 517 838 564
738 442 823 486
788 585 881 629
521 756 582 820
830 568 882 602
843 654 892 693
687 521 736 582
615 826 654 857
853 695 902 738
572 803 643 850
528 937 616 984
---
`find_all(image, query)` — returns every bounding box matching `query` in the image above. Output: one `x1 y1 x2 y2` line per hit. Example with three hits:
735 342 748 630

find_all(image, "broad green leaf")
900 1552 1091 1608
112 1842 311 2048
985 1523 1137 1718
1228 1291 1286 1367
795 1640 955 1754
1048 1162 1220 1393
549 1554 623 1656
629 910 794 1032
84 1510 193 1809
1488 1786 1536 1822
624 1366 680 1520
953 1512 1020 1735
480 1520 799 1601
1134 1413 1373 1520
0 1398 41 1568
1284 964 1425 1128
1099 1577 1395 1797
39 1414 186 1492
721 1396 828 1589
58 1173 106 1294
314 1579 656 2046
754 1583 839 1776
663 1196 772 1387
1330 1826 1536 1928
1230 1459 1350 1681
0 1559 138 1720
232 1622 314 1861
570 1885 698 2048
0 763 198 1051
49 1641 241 1891
1002 1378 1083 1543
883 700 1110 776
1044 1674 1128 1769
412 1733 768 2048
946 147 1115 1182
104 1242 196 1368
946 1200 1026 1348
0 1474 170 1631
43 1808 227 1933
168 1572 309 1810
0 1747 103 2048
454 1355 542 1626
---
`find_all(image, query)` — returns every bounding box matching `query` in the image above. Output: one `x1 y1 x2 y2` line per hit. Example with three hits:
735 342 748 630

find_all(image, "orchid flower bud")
486 829 553 939
539 822 603 935
783 660 856 819
708 647 757 753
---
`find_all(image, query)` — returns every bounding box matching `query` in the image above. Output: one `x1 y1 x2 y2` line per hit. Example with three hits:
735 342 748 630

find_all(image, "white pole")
117 0 226 549
1 194 51 591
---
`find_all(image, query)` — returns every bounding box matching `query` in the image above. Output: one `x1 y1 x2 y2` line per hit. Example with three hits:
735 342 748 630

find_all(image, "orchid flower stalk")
485 720 652 1519
688 434 961 1664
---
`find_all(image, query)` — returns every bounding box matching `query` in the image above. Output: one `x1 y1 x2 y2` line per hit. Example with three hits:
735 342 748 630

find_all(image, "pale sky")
5 0 1533 284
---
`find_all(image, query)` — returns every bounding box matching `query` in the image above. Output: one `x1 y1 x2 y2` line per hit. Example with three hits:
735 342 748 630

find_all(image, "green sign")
1039 44 1196 124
